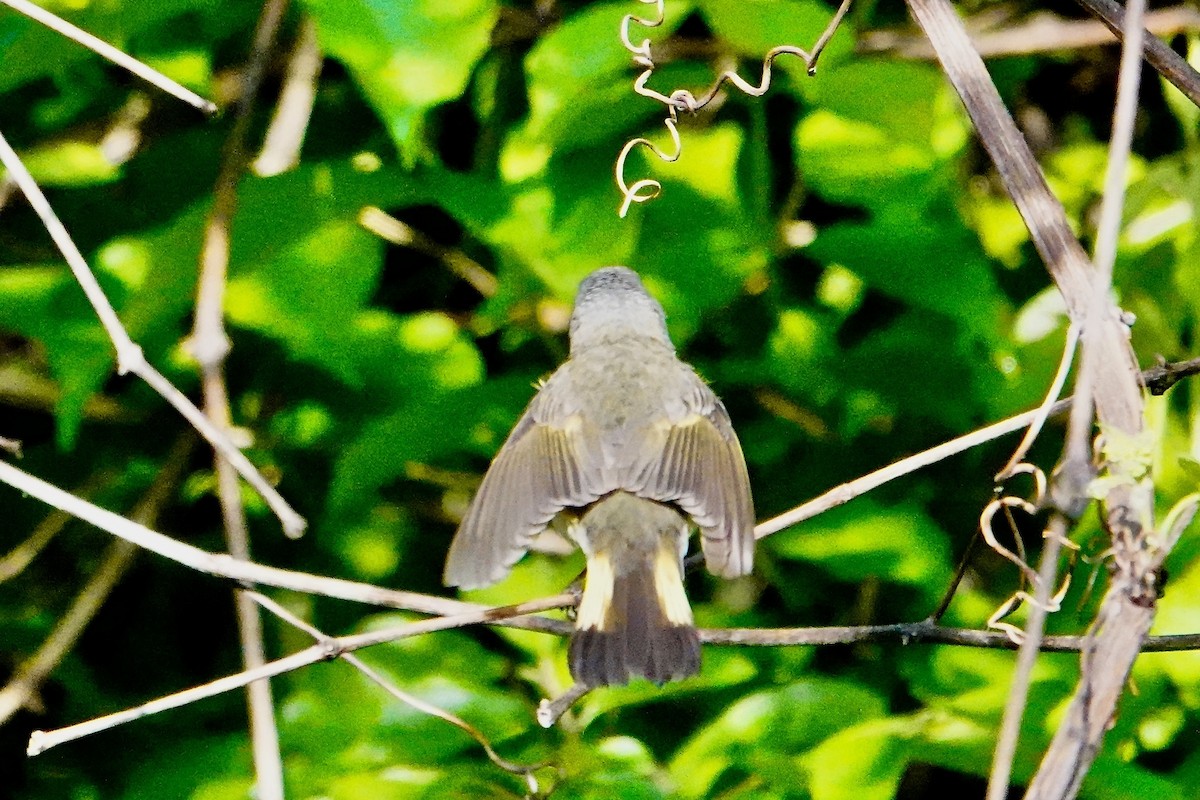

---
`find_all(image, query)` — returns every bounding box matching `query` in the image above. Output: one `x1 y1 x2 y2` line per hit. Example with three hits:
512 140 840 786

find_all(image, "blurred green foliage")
1 0 1200 797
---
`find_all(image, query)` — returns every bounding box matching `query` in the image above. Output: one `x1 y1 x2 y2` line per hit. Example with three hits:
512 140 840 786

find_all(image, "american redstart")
444 266 755 687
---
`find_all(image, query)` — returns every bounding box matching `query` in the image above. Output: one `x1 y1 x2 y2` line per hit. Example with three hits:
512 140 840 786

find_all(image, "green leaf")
700 0 854 79
13 141 120 186
800 717 917 800
669 679 886 798
304 0 500 163
503 1 695 168
770 499 953 598
226 220 385 385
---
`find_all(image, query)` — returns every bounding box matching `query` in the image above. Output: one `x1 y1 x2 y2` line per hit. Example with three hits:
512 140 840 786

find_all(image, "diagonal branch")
0 131 306 538
0 437 190 725
0 0 216 113
26 593 573 756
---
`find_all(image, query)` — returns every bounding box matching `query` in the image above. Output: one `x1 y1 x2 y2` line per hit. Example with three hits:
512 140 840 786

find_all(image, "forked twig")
27 594 572 756
0 132 305 539
248 592 544 790
0 438 189 725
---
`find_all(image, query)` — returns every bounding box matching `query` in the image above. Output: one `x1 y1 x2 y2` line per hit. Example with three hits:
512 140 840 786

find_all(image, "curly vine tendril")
614 0 855 217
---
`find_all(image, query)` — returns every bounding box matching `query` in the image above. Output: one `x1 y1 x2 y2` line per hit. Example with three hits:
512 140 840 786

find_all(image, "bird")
444 266 755 687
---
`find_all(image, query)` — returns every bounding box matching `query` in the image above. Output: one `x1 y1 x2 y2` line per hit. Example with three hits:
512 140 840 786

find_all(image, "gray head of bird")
568 266 673 355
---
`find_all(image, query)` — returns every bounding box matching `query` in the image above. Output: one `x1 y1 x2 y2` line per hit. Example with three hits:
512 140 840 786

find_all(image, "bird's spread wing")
630 377 755 578
444 392 603 589
445 366 754 588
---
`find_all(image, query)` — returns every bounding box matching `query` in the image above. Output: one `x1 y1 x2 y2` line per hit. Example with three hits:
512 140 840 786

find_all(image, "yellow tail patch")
577 552 615 630
654 545 693 626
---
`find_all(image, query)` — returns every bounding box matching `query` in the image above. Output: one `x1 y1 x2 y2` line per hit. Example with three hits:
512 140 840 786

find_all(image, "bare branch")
248 592 543 786
0 0 216 113
186 0 292 795
754 399 1070 539
27 594 572 756
1075 0 1200 108
860 6 1200 60
1026 0 1157 791
0 458 570 631
0 438 189 725
0 129 306 538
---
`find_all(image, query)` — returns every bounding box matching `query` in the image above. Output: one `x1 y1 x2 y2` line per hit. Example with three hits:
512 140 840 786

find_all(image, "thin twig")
0 0 216 113
0 470 110 583
5 357 1200 622
754 398 1071 540
1025 0 1153 791
0 457 571 630
8 449 1200 659
986 514 1070 800
1075 0 1200 108
0 129 305 539
253 17 322 177
536 684 590 728
27 594 572 756
859 6 1200 60
0 438 189 725
187 0 291 795
359 207 499 298
248 592 542 785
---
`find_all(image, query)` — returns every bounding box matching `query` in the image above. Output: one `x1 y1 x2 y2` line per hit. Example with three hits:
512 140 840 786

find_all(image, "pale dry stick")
187 0 291 795
987 514 1072 800
4 359 1199 620
247 592 542 788
753 400 1069 540
253 16 322 177
26 594 574 756
8 462 1200 750
0 132 306 538
537 683 589 729
0 457 571 632
2 446 1186 653
898 0 1149 790
359 207 499 298
904 0 1145 420
1026 0 1153 794
859 6 1200 60
0 440 189 725
1091 1 1147 295
0 0 216 114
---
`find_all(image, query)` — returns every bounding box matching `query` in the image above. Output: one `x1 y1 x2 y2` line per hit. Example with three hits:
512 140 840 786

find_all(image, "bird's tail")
568 542 700 687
